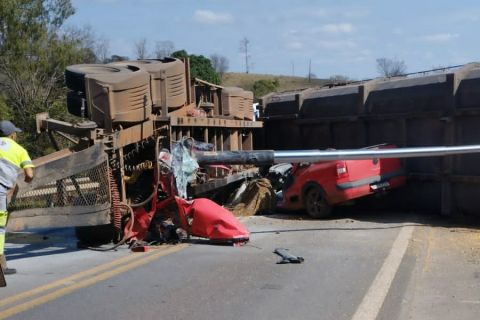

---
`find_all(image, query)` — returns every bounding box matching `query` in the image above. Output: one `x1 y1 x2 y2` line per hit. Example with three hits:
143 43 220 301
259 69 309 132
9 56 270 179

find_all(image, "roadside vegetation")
0 0 98 156
0 0 408 157
222 73 328 99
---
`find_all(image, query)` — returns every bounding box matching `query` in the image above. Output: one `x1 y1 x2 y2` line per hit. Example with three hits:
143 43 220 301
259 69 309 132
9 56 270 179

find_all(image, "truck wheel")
304 186 332 219
65 64 132 92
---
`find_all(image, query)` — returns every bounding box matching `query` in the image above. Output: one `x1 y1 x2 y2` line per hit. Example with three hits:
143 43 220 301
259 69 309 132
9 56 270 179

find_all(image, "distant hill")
221 72 328 93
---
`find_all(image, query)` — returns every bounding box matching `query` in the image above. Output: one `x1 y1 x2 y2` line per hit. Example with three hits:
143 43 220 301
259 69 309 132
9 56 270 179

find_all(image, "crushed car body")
274 144 406 218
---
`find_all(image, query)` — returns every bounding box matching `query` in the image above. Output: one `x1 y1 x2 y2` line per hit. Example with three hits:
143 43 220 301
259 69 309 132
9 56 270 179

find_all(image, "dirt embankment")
221 72 328 92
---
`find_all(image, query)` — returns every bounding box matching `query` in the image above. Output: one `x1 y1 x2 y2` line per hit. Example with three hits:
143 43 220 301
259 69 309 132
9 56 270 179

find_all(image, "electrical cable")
85 203 135 252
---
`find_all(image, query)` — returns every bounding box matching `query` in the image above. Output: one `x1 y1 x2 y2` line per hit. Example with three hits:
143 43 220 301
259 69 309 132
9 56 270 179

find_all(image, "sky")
67 0 480 80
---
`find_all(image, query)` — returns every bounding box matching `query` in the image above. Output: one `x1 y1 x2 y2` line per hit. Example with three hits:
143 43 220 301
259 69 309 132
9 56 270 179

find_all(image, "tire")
65 64 132 92
66 91 88 117
304 186 332 219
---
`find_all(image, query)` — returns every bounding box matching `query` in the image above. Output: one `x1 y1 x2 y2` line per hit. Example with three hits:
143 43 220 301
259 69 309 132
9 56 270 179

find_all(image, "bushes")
172 50 220 85
252 79 280 100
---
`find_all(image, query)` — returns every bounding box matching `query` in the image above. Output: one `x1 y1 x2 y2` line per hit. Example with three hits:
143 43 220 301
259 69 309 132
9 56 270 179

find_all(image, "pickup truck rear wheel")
305 186 332 219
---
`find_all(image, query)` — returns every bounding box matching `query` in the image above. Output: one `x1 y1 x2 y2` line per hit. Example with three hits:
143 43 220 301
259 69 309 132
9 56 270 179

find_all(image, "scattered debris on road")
226 178 276 216
128 195 250 251
274 248 305 264
175 197 250 244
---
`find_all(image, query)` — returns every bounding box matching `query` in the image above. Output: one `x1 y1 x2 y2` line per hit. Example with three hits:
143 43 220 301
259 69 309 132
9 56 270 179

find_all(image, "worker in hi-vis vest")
0 120 34 275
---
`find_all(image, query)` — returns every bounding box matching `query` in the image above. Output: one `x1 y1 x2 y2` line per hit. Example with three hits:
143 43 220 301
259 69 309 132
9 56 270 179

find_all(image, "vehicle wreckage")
7 58 258 246
6 59 480 250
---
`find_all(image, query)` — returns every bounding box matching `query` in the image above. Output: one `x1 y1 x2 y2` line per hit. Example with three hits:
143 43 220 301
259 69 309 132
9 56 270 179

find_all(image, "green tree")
252 79 280 100
0 95 13 120
0 0 90 156
172 50 220 85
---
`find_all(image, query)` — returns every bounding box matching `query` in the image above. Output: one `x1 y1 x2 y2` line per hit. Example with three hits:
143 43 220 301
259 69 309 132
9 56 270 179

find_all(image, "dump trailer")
6 58 261 245
259 62 480 216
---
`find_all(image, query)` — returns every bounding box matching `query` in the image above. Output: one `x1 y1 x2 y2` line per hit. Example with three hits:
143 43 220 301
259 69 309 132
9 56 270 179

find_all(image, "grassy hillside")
221 72 328 93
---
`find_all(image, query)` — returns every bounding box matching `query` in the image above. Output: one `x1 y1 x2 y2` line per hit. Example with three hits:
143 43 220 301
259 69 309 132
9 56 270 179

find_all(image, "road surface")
1 210 480 320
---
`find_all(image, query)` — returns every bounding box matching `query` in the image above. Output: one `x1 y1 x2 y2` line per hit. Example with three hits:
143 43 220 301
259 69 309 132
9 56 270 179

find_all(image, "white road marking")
460 300 480 304
351 225 414 320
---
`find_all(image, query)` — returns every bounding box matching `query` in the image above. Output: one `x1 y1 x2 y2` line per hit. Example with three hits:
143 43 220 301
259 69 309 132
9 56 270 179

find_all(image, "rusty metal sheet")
301 85 362 118
7 144 111 231
456 68 480 109
7 205 111 231
366 74 453 114
264 120 301 150
331 121 367 149
114 119 154 149
192 168 258 196
301 124 332 149
13 143 106 198
169 116 262 128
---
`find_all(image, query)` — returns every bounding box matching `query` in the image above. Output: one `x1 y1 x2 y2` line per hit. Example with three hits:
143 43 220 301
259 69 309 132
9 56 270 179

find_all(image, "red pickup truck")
273 144 406 218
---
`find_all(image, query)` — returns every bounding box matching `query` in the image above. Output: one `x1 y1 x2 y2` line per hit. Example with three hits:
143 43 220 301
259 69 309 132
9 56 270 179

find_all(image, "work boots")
0 254 16 275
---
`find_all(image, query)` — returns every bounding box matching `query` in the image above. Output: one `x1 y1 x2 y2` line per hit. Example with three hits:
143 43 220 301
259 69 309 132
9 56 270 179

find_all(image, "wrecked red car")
174 197 250 243
275 144 406 218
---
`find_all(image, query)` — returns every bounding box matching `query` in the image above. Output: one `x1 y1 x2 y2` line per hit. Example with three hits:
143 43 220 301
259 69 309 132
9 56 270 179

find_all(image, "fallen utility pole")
194 144 480 165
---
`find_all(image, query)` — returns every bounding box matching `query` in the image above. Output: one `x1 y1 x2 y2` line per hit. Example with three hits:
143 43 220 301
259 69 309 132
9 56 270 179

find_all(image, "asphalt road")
1 210 480 320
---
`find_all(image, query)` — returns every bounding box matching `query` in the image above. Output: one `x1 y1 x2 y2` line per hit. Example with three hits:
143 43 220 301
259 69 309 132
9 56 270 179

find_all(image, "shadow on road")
5 228 80 261
5 190 480 258
250 208 480 235
256 188 480 234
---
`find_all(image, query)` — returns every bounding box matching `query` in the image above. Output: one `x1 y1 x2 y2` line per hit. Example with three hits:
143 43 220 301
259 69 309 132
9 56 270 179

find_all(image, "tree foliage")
134 38 148 59
172 50 220 85
0 0 97 156
154 40 175 59
0 95 13 120
61 25 104 64
94 35 110 63
107 54 129 63
210 54 229 78
376 57 407 77
252 79 279 100
328 74 351 86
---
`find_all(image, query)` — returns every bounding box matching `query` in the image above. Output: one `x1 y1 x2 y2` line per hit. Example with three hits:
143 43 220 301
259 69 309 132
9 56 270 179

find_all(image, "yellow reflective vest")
0 137 34 189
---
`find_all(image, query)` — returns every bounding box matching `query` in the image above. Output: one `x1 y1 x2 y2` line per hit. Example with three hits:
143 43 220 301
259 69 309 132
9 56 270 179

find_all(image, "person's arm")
19 146 34 183
24 167 34 183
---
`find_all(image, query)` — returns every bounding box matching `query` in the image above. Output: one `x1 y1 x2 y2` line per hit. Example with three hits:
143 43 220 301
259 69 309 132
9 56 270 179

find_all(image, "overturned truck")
8 60 480 246
6 58 260 244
